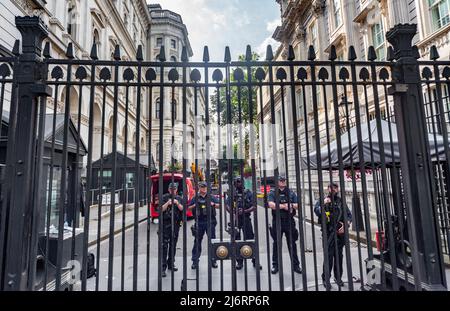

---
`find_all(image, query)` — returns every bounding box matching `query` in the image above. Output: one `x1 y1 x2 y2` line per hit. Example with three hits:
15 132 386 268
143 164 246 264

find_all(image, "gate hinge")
388 84 408 95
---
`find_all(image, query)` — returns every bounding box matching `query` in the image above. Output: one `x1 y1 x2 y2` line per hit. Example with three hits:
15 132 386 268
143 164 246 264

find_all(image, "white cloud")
149 0 280 61
256 36 280 59
256 18 281 59
266 18 280 32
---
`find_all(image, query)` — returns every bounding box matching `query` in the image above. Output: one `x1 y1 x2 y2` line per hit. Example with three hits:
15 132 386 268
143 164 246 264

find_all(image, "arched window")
170 56 177 62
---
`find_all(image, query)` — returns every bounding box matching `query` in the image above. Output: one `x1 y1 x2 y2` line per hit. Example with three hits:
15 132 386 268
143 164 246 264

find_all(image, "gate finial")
265 45 273 61
65 42 74 59
307 45 316 61
113 44 121 60
429 45 439 60
159 45 166 62
136 45 143 61
224 46 231 63
348 46 357 61
287 45 295 61
90 43 98 60
328 45 337 61
203 46 210 62
245 45 252 61
181 46 188 62
43 42 51 59
368 46 377 61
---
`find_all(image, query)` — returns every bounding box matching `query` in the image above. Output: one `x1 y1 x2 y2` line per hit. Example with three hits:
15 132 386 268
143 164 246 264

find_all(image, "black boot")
271 266 278 274
168 264 178 271
236 261 243 270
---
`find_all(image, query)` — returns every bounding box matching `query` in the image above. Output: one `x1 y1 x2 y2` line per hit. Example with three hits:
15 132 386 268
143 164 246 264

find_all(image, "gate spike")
43 42 51 59
412 45 421 59
136 45 143 61
265 45 273 61
245 45 252 61
114 44 121 60
159 45 166 62
90 43 98 60
12 40 20 56
224 46 231 63
387 46 394 61
181 46 188 62
368 46 377 61
287 45 295 61
307 45 316 61
348 46 357 61
328 45 337 61
430 45 439 60
203 46 210 62
66 42 74 59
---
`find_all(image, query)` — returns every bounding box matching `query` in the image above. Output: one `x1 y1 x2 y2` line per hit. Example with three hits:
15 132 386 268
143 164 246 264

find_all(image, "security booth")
91 152 155 206
0 113 87 290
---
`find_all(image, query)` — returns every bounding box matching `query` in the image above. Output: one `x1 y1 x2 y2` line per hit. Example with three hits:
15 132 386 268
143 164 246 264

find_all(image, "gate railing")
0 17 448 291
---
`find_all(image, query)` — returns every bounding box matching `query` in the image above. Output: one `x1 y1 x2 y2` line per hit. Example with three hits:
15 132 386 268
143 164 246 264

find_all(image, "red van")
149 173 195 222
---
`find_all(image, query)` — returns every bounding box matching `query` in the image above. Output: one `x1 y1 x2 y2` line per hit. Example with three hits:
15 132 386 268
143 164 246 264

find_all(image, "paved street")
85 203 374 291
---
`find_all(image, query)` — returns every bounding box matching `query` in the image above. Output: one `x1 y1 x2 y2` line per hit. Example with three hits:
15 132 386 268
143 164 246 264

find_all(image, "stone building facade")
258 0 450 226
0 0 152 170
148 4 206 171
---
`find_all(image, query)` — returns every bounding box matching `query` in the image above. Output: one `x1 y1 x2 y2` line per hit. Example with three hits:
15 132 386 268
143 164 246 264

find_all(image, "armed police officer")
314 182 352 290
158 182 184 277
268 175 302 274
226 177 262 270
189 181 220 270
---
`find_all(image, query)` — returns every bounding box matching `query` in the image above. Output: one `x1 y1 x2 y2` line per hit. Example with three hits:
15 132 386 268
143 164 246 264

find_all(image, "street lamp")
338 95 353 134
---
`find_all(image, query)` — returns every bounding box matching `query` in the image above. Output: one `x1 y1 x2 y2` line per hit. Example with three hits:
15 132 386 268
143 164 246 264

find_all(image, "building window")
429 0 450 31
371 21 386 60
333 0 342 29
155 98 160 119
170 56 177 62
67 0 78 39
171 39 176 49
156 37 163 47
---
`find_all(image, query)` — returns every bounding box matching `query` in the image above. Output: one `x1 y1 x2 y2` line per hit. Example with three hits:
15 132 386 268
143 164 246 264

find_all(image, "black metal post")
0 16 48 291
387 24 447 290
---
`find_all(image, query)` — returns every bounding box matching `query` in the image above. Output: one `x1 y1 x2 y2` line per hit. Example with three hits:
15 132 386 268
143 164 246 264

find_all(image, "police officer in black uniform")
314 182 352 290
189 181 220 270
158 182 184 277
226 177 262 270
268 175 302 274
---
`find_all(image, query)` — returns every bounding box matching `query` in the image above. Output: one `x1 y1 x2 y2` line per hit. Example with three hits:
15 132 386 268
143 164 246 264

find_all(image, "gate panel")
0 17 448 291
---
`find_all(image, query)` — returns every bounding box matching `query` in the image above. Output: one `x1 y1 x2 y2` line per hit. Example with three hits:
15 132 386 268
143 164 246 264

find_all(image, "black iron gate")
0 17 448 291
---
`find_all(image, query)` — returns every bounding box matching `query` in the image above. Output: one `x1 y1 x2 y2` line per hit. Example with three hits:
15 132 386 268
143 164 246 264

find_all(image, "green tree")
210 52 260 171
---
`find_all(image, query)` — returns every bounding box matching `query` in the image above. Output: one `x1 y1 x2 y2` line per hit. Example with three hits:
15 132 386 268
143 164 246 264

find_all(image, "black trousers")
161 221 181 270
191 220 217 264
271 218 299 267
322 233 345 282
234 216 255 265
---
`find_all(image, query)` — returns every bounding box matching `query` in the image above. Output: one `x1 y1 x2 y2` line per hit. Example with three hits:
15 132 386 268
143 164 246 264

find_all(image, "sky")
148 0 281 61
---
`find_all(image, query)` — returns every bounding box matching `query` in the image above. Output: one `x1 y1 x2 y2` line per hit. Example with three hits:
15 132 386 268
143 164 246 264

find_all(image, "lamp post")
338 95 353 134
